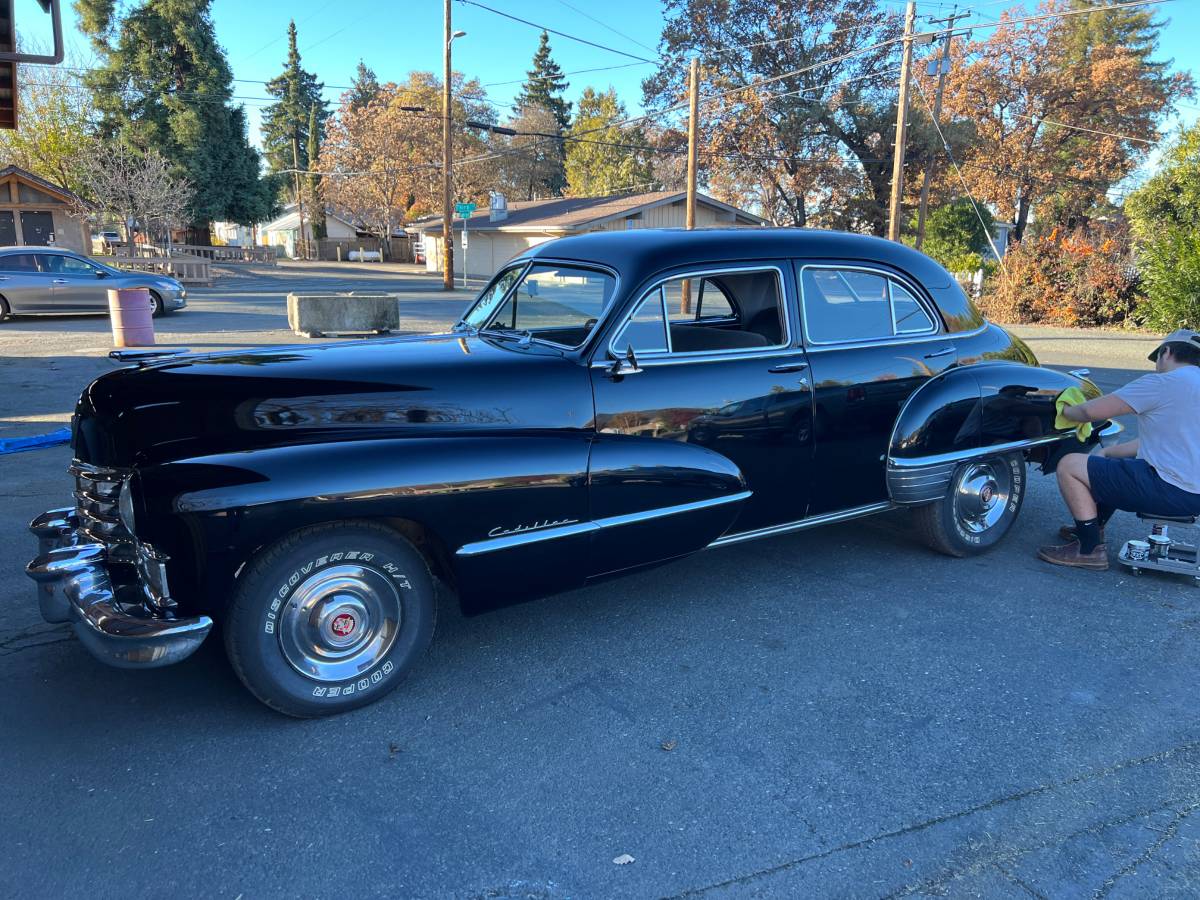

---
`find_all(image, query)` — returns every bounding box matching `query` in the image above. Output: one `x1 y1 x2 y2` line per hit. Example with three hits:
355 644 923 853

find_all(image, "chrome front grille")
69 461 132 550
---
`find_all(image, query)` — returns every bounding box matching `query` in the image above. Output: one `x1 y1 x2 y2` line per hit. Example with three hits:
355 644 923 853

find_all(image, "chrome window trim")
801 322 985 354
604 264 792 363
465 258 621 350
456 490 753 557
798 263 941 348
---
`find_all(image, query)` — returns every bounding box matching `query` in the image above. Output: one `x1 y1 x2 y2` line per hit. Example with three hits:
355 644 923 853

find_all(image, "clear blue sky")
22 0 1200 173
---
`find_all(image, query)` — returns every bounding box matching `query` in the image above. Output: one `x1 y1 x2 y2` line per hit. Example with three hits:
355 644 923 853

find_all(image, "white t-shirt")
1115 366 1200 494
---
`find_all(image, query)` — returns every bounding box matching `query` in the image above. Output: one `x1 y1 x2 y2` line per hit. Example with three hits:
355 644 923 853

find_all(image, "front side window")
612 268 787 357
801 267 938 344
463 263 616 348
42 254 100 276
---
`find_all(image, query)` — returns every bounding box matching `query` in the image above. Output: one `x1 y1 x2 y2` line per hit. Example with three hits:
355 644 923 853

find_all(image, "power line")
455 0 657 64
552 0 658 54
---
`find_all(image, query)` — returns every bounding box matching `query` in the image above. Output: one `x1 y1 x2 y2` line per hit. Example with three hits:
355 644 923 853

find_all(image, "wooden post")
682 56 700 314
887 1 917 243
915 8 962 250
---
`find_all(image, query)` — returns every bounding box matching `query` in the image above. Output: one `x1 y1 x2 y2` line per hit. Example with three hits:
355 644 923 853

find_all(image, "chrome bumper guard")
26 508 212 669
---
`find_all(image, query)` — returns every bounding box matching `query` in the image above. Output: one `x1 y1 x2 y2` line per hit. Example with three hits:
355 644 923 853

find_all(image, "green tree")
514 31 570 196
75 0 275 238
347 60 381 112
565 87 653 196
306 104 325 238
261 20 328 198
911 198 996 273
0 56 95 194
1126 122 1200 329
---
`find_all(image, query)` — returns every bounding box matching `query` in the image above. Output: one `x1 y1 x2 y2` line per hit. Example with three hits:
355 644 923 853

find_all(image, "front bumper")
26 507 212 669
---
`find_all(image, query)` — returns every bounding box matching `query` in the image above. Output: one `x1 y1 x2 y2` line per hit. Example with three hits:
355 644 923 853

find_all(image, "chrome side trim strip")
456 490 754 557
708 501 894 549
888 433 1066 469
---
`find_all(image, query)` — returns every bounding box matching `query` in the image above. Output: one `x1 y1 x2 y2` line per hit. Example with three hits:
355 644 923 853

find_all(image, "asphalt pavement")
1 264 1197 898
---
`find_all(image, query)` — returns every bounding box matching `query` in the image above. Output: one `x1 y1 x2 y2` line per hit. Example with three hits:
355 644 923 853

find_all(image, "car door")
40 253 111 312
0 252 56 312
588 262 814 577
797 262 959 514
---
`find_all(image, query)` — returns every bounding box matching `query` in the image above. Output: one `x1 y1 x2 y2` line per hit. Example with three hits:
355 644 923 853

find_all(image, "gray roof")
0 165 82 205
414 190 765 236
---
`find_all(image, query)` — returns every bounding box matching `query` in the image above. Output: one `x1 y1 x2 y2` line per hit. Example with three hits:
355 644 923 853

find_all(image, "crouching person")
1040 330 1200 571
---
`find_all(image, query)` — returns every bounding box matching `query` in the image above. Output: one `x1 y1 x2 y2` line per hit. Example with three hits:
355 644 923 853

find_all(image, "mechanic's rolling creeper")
1118 513 1200 586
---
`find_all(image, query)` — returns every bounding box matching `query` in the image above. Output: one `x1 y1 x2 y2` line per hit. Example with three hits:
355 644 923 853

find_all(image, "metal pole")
292 135 307 260
442 0 454 290
461 214 467 289
887 0 917 242
915 8 961 250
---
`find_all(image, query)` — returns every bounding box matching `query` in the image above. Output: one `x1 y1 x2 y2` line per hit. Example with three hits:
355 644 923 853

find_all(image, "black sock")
1097 505 1115 529
1075 517 1102 553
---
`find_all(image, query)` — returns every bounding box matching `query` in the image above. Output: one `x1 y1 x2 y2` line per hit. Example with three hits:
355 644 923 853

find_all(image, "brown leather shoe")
1058 525 1106 543
1038 540 1109 570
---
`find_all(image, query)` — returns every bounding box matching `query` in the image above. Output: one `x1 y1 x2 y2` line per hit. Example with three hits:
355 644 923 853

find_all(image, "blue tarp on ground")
0 427 72 455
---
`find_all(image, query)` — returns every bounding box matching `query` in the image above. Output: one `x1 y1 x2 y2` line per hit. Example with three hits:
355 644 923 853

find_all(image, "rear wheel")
912 453 1026 557
225 521 437 717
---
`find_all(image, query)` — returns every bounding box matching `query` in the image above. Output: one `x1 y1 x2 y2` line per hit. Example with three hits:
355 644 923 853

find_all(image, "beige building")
0 165 90 254
412 190 766 279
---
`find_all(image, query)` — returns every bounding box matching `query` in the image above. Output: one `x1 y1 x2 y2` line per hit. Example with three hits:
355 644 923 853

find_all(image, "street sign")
455 202 477 219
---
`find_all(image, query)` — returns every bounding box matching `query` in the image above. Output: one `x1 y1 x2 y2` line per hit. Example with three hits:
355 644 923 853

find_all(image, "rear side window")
801 267 938 344
1 253 40 272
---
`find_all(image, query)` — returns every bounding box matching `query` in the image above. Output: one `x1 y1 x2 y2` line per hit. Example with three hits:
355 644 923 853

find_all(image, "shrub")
977 227 1141 327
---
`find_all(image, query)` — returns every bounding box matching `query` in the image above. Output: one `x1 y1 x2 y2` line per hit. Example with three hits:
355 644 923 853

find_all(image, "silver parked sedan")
0 246 187 321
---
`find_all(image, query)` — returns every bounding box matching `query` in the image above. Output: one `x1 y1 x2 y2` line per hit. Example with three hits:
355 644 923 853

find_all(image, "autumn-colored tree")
320 73 491 250
645 0 928 234
937 0 1184 241
565 87 653 197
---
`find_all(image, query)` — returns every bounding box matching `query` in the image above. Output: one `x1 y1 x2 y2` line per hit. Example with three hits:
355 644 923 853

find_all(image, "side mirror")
96 269 110 278
608 343 643 378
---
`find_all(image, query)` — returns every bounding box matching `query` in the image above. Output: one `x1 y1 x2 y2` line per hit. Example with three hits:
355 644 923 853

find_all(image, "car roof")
518 227 979 330
0 245 79 255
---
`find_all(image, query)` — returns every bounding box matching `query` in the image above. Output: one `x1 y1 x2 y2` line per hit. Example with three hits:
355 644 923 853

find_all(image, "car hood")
73 333 594 467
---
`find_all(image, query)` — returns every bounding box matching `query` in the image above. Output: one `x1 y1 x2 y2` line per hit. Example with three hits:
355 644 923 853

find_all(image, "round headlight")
118 478 137 534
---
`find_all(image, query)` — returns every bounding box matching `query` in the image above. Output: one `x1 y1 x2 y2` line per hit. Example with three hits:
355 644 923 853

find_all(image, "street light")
443 5 467 290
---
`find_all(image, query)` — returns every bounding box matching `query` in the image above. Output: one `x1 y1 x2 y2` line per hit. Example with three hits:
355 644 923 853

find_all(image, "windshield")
461 262 617 348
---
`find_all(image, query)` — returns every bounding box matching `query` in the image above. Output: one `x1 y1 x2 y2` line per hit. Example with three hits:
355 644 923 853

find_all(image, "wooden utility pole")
682 56 700 313
292 134 307 260
887 0 917 242
442 0 454 290
915 8 963 250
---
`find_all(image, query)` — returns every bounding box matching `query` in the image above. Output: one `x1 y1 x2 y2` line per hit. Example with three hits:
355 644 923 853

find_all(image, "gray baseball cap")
1149 329 1200 361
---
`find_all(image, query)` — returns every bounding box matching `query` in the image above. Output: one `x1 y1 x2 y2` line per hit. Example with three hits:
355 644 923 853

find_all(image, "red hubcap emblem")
331 613 357 637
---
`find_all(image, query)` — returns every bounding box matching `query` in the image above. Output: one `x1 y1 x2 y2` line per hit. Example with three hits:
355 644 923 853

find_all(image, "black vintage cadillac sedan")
27 229 1110 716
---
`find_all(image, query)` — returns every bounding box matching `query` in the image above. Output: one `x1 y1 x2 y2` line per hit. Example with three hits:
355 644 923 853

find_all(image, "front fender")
887 361 1102 504
137 435 592 613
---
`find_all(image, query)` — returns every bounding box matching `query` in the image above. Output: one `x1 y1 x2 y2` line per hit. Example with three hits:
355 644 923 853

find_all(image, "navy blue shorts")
1087 456 1200 517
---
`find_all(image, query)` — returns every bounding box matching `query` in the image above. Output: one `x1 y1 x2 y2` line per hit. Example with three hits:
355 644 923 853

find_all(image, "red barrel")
108 288 156 348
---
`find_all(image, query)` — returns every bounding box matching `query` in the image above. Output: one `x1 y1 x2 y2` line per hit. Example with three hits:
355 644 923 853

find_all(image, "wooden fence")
125 243 277 264
101 254 212 286
312 236 415 263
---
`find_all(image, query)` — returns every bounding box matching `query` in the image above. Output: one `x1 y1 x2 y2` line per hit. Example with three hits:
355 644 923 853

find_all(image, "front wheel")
225 521 437 717
148 290 165 317
911 453 1026 557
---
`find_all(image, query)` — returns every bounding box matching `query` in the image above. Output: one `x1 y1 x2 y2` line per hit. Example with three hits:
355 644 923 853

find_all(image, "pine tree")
76 0 276 238
514 31 571 196
261 20 329 199
348 61 381 112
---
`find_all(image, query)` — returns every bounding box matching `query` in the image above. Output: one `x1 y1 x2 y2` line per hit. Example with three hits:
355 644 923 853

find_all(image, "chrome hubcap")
278 565 401 682
953 460 1012 534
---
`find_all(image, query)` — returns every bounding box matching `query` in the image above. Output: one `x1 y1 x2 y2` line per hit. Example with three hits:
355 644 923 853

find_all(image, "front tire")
148 290 165 317
225 521 436 717
912 453 1026 557
0 295 10 322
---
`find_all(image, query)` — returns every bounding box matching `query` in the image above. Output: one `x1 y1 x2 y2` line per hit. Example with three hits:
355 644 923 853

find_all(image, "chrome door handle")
768 361 809 374
52 278 68 284
924 346 954 359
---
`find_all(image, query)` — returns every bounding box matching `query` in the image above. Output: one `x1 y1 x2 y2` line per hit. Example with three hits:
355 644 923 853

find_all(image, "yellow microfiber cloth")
1054 387 1093 442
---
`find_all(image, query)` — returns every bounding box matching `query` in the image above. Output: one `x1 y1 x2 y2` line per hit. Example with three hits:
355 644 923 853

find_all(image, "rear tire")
912 453 1026 557
225 521 437 717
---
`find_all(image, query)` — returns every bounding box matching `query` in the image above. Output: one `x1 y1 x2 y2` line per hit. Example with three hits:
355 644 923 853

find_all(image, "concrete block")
287 292 400 337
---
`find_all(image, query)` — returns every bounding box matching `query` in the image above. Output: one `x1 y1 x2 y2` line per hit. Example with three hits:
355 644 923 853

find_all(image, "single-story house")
258 204 360 257
0 165 89 253
411 190 766 278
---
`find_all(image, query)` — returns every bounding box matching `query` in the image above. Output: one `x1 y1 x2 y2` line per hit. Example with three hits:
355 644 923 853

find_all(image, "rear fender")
887 362 1102 505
